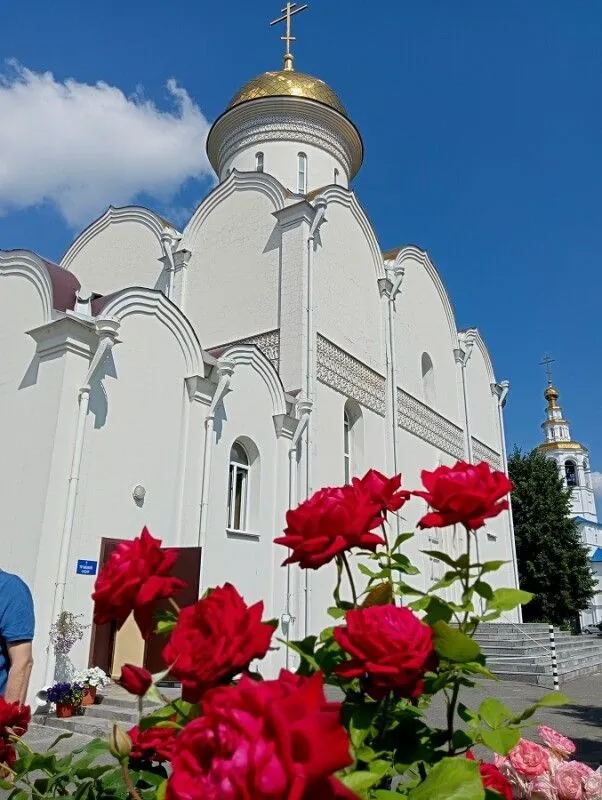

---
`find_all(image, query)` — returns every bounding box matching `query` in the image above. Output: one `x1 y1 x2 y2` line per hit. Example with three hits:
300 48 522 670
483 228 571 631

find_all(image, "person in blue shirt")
0 570 34 703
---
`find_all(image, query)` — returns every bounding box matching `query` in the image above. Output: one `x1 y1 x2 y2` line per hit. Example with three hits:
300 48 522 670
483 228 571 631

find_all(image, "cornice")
218 343 287 417
27 314 97 360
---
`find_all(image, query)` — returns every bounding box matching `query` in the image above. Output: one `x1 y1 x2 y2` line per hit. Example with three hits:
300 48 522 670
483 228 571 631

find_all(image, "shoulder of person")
0 572 32 598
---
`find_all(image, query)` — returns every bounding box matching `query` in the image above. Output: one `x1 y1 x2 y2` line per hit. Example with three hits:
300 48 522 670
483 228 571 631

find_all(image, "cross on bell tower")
270 2 308 71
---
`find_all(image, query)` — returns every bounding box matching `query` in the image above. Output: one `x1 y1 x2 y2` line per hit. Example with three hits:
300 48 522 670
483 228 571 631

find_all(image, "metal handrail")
495 614 551 654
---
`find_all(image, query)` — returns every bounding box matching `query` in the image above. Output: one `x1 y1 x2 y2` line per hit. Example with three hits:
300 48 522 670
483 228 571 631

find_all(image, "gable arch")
0 250 55 323
317 186 384 280
98 288 206 376
219 343 287 417
392 245 458 344
61 206 180 270
472 329 496 385
182 170 288 248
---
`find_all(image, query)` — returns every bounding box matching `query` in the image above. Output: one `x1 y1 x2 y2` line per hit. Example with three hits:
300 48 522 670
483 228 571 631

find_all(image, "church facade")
0 21 520 699
537 381 602 627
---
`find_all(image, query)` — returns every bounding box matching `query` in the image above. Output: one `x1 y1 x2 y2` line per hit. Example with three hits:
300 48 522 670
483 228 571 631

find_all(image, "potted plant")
76 667 110 706
46 682 84 718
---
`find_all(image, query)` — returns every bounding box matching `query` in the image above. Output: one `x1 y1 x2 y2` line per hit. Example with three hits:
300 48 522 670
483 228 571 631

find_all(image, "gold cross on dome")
540 354 555 386
270 2 308 71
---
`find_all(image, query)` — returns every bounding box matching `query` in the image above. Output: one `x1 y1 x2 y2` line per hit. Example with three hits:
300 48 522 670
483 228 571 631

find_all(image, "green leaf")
156 619 176 635
423 596 454 625
408 757 485 800
328 606 347 619
392 532 414 550
480 560 507 574
277 636 319 675
341 770 384 796
478 698 512 728
458 703 478 724
487 587 534 611
358 563 380 578
473 581 494 600
362 582 394 607
47 730 74 750
373 792 402 799
537 691 570 707
480 725 520 755
421 550 460 569
433 622 481 663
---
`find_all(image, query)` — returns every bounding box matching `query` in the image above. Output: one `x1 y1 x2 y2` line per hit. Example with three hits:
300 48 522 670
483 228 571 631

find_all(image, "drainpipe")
284 399 312 666
303 199 327 638
492 380 522 622
198 360 236 549
454 330 482 600
160 230 177 302
386 266 405 534
45 317 120 686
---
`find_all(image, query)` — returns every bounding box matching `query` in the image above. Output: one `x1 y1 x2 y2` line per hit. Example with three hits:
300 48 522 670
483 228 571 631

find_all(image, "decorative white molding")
182 171 288 247
317 186 385 280
472 329 497 384
472 437 503 470
219 343 287 418
27 315 97 360
0 250 54 323
397 388 465 460
390 246 459 344
216 329 280 370
61 206 180 270
99 288 206 377
316 335 386 416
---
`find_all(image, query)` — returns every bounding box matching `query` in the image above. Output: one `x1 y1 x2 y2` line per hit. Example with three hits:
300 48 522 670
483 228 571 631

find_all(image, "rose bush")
2 464 596 800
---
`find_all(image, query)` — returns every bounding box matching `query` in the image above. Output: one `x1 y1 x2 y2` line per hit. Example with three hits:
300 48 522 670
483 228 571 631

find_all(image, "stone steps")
475 623 602 686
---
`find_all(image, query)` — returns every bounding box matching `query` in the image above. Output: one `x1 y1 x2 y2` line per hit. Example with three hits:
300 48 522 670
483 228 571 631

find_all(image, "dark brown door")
89 538 202 676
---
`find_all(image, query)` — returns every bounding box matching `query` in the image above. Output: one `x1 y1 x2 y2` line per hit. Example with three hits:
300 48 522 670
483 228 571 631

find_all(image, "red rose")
92 527 186 638
413 461 513 531
467 753 512 800
275 485 384 569
163 583 276 702
0 739 16 770
118 664 153 697
0 699 30 739
128 724 177 764
334 605 435 699
166 670 356 800
352 469 410 514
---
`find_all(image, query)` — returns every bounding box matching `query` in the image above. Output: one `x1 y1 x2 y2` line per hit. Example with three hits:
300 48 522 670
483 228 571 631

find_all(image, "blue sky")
1 1 601 483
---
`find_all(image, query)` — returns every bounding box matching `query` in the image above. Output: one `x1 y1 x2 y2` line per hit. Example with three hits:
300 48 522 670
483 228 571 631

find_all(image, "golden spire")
540 354 555 387
540 354 560 408
270 2 308 71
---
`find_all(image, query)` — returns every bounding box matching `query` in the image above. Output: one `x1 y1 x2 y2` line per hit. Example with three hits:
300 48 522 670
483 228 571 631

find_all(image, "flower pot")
55 702 74 718
82 686 97 706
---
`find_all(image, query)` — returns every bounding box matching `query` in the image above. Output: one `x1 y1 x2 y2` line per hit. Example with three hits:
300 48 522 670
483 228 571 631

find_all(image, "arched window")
228 441 250 531
421 353 435 407
297 152 307 194
334 168 339 185
343 400 363 483
255 152 264 173
565 460 578 488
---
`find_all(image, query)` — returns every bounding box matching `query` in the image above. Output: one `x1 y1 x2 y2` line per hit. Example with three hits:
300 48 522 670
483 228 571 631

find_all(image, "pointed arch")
219 343 287 418
61 206 180 270
0 250 57 323
97 287 206 376
182 170 288 248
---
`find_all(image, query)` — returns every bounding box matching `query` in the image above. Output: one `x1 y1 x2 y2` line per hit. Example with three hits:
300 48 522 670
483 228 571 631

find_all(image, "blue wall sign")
76 560 98 576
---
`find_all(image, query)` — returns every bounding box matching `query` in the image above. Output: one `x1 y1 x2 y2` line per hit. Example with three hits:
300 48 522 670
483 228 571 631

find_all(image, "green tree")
508 447 595 625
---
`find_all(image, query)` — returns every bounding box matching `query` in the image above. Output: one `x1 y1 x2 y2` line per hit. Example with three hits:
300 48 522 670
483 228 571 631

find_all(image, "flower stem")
341 552 358 606
168 597 181 614
333 557 343 606
121 762 144 800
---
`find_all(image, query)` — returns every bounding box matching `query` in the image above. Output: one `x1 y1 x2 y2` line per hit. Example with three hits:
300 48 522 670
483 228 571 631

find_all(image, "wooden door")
89 538 202 677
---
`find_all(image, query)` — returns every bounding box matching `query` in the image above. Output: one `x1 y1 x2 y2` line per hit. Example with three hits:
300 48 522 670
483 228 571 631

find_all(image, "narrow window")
297 152 307 194
565 460 578 488
334 168 339 185
421 353 435 406
228 442 250 531
256 152 264 173
343 410 351 484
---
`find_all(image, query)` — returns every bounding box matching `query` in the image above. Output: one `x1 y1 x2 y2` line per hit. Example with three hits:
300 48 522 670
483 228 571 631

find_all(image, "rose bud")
118 664 153 697
109 724 132 761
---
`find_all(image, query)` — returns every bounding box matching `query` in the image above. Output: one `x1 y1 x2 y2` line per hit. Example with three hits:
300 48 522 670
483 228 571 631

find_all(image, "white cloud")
0 61 213 226
591 471 602 498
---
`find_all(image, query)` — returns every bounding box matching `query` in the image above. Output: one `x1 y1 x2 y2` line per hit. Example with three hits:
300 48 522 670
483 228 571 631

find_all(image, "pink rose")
530 774 557 800
539 725 576 759
584 772 602 800
553 761 586 800
570 762 595 782
509 739 549 779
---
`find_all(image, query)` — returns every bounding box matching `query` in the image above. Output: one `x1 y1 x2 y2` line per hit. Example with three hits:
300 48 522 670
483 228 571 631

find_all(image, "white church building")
537 379 602 627
0 8 520 697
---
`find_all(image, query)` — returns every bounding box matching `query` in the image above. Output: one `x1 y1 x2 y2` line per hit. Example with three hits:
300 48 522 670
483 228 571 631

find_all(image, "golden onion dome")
227 70 347 116
544 385 560 403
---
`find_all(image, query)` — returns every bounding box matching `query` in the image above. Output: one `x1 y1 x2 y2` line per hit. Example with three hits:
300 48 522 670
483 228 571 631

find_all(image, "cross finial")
270 2 308 71
540 354 555 386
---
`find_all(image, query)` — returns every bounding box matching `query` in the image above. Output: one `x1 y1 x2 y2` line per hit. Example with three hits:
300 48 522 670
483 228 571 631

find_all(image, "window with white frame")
297 152 307 194
343 410 351 484
256 152 264 173
228 441 250 531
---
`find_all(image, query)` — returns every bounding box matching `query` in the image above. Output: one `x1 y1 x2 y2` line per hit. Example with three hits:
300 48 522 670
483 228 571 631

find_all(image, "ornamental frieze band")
397 389 465 460
316 335 386 416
